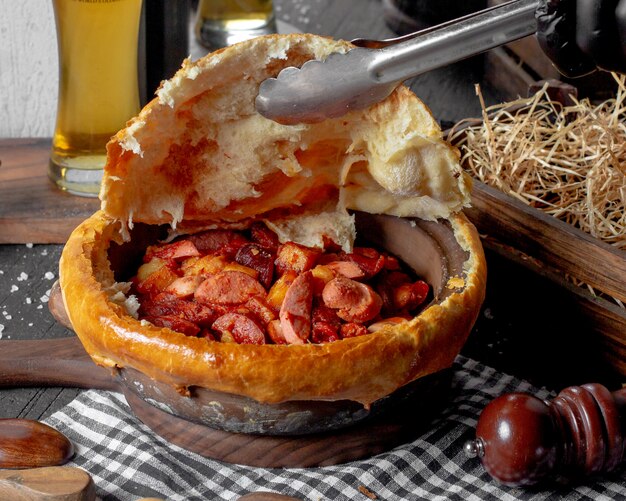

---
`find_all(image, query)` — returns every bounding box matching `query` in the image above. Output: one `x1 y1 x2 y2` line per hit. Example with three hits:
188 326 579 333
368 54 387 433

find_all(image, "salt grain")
26 243 33 248
10 285 18 292
41 249 48 256
0 324 3 339
17 272 28 281
40 294 50 303
25 297 32 304
44 271 55 280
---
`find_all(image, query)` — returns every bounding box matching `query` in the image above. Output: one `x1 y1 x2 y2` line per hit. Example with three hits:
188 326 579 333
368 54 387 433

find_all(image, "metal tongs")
256 0 539 125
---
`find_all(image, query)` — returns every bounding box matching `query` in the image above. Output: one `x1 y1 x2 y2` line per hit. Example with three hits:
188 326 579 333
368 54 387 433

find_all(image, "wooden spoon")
0 419 74 469
0 466 95 501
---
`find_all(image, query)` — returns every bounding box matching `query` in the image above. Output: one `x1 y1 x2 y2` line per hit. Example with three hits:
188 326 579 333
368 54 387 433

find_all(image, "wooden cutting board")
0 138 100 244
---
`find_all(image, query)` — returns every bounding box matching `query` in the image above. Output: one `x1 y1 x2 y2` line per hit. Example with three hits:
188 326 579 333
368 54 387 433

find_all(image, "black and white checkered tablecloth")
43 356 626 501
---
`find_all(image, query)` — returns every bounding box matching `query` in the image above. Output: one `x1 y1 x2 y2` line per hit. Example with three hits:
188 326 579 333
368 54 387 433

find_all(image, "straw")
449 73 626 305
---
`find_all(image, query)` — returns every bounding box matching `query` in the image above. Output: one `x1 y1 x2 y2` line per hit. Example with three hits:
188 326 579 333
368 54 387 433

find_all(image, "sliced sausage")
144 239 200 262
194 270 266 305
140 292 224 327
187 229 249 257
145 315 201 337
322 276 382 323
212 312 265 345
244 296 276 326
342 247 385 279
279 271 314 344
324 260 365 280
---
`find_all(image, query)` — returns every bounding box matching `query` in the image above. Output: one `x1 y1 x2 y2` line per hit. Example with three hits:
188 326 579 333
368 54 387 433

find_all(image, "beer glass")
49 0 143 197
194 0 276 52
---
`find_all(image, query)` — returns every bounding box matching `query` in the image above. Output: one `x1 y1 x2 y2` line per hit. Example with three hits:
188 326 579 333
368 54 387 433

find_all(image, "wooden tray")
463 175 626 379
0 138 100 244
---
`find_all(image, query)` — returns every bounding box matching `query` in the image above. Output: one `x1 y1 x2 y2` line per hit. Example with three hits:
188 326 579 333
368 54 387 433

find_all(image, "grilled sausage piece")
212 312 265 344
279 271 314 344
195 270 266 305
322 276 382 323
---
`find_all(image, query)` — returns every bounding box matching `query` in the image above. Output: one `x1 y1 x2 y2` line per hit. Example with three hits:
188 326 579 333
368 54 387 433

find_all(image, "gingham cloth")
43 356 626 501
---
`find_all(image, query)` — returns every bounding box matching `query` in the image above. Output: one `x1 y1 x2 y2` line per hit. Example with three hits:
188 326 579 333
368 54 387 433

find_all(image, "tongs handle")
256 0 540 124
363 0 539 84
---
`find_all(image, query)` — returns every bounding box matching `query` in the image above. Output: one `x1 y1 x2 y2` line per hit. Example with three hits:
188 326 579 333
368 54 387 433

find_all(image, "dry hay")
449 73 626 305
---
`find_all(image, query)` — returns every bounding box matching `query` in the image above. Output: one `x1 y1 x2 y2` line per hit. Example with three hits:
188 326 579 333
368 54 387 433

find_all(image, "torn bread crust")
100 34 471 250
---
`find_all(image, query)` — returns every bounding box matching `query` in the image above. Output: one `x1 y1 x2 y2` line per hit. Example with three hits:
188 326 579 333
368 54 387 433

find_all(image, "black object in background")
141 0 190 105
383 0 487 34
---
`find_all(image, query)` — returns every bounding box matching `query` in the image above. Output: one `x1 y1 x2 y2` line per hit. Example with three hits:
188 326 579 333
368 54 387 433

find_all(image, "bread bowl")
59 33 487 413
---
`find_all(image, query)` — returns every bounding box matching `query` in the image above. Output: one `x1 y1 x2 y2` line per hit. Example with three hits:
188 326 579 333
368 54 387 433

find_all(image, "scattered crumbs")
17 272 28 281
41 249 48 256
26 243 33 248
10 285 19 292
2 311 11 320
25 297 32 304
44 271 55 280
358 486 377 499
483 308 494 320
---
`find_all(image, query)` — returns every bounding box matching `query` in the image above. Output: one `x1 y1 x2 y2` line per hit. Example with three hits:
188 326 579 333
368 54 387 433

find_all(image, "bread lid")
100 33 471 249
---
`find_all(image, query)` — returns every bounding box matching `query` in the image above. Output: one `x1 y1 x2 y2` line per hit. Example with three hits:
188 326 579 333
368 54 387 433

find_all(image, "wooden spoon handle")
0 280 116 391
0 466 95 501
0 337 116 391
0 419 74 469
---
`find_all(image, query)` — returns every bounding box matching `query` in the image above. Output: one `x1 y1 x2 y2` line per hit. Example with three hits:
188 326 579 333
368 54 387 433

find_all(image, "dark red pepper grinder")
464 383 626 486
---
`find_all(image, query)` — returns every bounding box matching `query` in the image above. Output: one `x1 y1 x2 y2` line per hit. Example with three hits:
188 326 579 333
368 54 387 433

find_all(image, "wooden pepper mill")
464 383 626 486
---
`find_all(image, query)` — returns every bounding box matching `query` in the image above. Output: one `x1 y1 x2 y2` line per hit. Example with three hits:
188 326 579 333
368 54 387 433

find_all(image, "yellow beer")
195 0 276 51
49 0 142 196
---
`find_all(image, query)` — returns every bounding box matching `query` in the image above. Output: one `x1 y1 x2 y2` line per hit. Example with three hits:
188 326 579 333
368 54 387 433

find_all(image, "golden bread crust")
60 210 485 405
59 33 487 406
100 33 471 248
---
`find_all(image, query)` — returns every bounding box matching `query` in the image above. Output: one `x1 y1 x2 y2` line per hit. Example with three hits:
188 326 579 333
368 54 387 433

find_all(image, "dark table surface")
1 0 621 427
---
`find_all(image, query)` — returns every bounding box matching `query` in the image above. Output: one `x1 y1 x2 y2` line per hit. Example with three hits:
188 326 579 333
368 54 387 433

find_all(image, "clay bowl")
39 211 477 465
44 212 479 465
